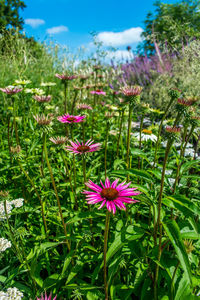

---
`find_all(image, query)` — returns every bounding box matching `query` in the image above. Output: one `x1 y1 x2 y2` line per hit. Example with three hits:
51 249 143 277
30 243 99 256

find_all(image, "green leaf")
65 211 105 225
163 194 200 217
163 219 192 286
112 169 153 182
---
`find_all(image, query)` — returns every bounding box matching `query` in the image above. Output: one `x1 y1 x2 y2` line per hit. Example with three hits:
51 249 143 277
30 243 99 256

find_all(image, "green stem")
12 96 20 145
153 98 175 168
43 133 70 250
138 115 144 170
170 261 180 300
153 139 173 300
91 94 96 139
60 150 74 195
82 155 86 184
73 153 78 210
64 81 67 114
71 90 79 115
104 211 110 300
105 120 109 178
18 160 48 235
127 104 133 180
116 109 124 158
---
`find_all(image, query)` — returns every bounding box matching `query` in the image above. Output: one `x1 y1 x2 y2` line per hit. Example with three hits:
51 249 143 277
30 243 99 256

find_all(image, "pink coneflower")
90 89 106 96
49 136 68 145
55 73 77 81
0 86 23 95
76 104 93 110
83 178 140 214
37 292 57 300
66 139 101 155
120 85 142 97
57 114 86 124
33 95 52 102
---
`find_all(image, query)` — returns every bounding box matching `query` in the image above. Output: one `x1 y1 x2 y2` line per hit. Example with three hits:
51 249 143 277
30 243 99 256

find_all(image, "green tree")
0 0 26 31
138 0 200 54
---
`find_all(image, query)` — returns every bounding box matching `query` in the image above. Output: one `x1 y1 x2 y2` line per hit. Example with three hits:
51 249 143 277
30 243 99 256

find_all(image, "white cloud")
106 50 134 61
97 27 143 47
46 25 68 35
25 18 45 28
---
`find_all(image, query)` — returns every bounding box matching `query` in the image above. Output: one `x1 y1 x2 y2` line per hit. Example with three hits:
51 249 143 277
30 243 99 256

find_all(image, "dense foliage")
138 0 200 54
0 0 26 31
0 29 200 300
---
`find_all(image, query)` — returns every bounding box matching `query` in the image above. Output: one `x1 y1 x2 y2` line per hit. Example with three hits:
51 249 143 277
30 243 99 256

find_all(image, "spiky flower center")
77 145 90 152
100 188 119 201
67 117 76 122
142 129 152 135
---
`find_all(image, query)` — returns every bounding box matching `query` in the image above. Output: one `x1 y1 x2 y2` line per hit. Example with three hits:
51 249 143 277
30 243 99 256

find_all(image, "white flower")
178 148 195 157
0 291 7 300
14 80 31 85
165 169 173 176
11 198 24 208
24 88 45 95
41 82 56 87
0 288 23 300
132 130 157 143
0 238 11 252
109 130 119 136
0 201 13 220
7 287 23 299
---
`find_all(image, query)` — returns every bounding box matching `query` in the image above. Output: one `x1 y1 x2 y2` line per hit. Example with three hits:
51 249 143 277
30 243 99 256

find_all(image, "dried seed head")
33 114 54 125
10 145 21 153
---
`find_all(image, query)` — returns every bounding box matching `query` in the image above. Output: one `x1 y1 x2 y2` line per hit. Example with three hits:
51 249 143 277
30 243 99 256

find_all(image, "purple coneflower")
49 136 68 145
66 139 101 155
90 89 106 95
0 86 23 95
37 292 57 300
33 95 52 102
83 178 140 214
57 114 86 124
76 104 92 110
55 73 77 81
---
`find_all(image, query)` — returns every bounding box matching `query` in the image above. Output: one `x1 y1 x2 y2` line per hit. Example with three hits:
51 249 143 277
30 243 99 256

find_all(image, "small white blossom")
14 80 31 85
0 288 23 300
11 198 24 208
7 287 23 299
0 291 7 299
41 82 56 87
0 201 13 220
178 148 195 157
0 238 11 252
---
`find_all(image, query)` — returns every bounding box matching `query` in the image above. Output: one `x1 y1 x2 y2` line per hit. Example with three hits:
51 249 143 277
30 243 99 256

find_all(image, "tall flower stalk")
153 138 173 300
18 160 48 235
43 133 70 251
153 89 181 168
120 85 142 180
104 211 110 300
116 108 125 158
83 177 141 299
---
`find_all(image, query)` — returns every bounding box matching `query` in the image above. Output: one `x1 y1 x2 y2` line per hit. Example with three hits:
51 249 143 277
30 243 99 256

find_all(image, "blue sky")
21 0 179 59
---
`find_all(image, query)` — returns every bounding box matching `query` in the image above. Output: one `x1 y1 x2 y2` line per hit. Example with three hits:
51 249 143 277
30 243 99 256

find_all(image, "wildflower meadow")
1 1 200 299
